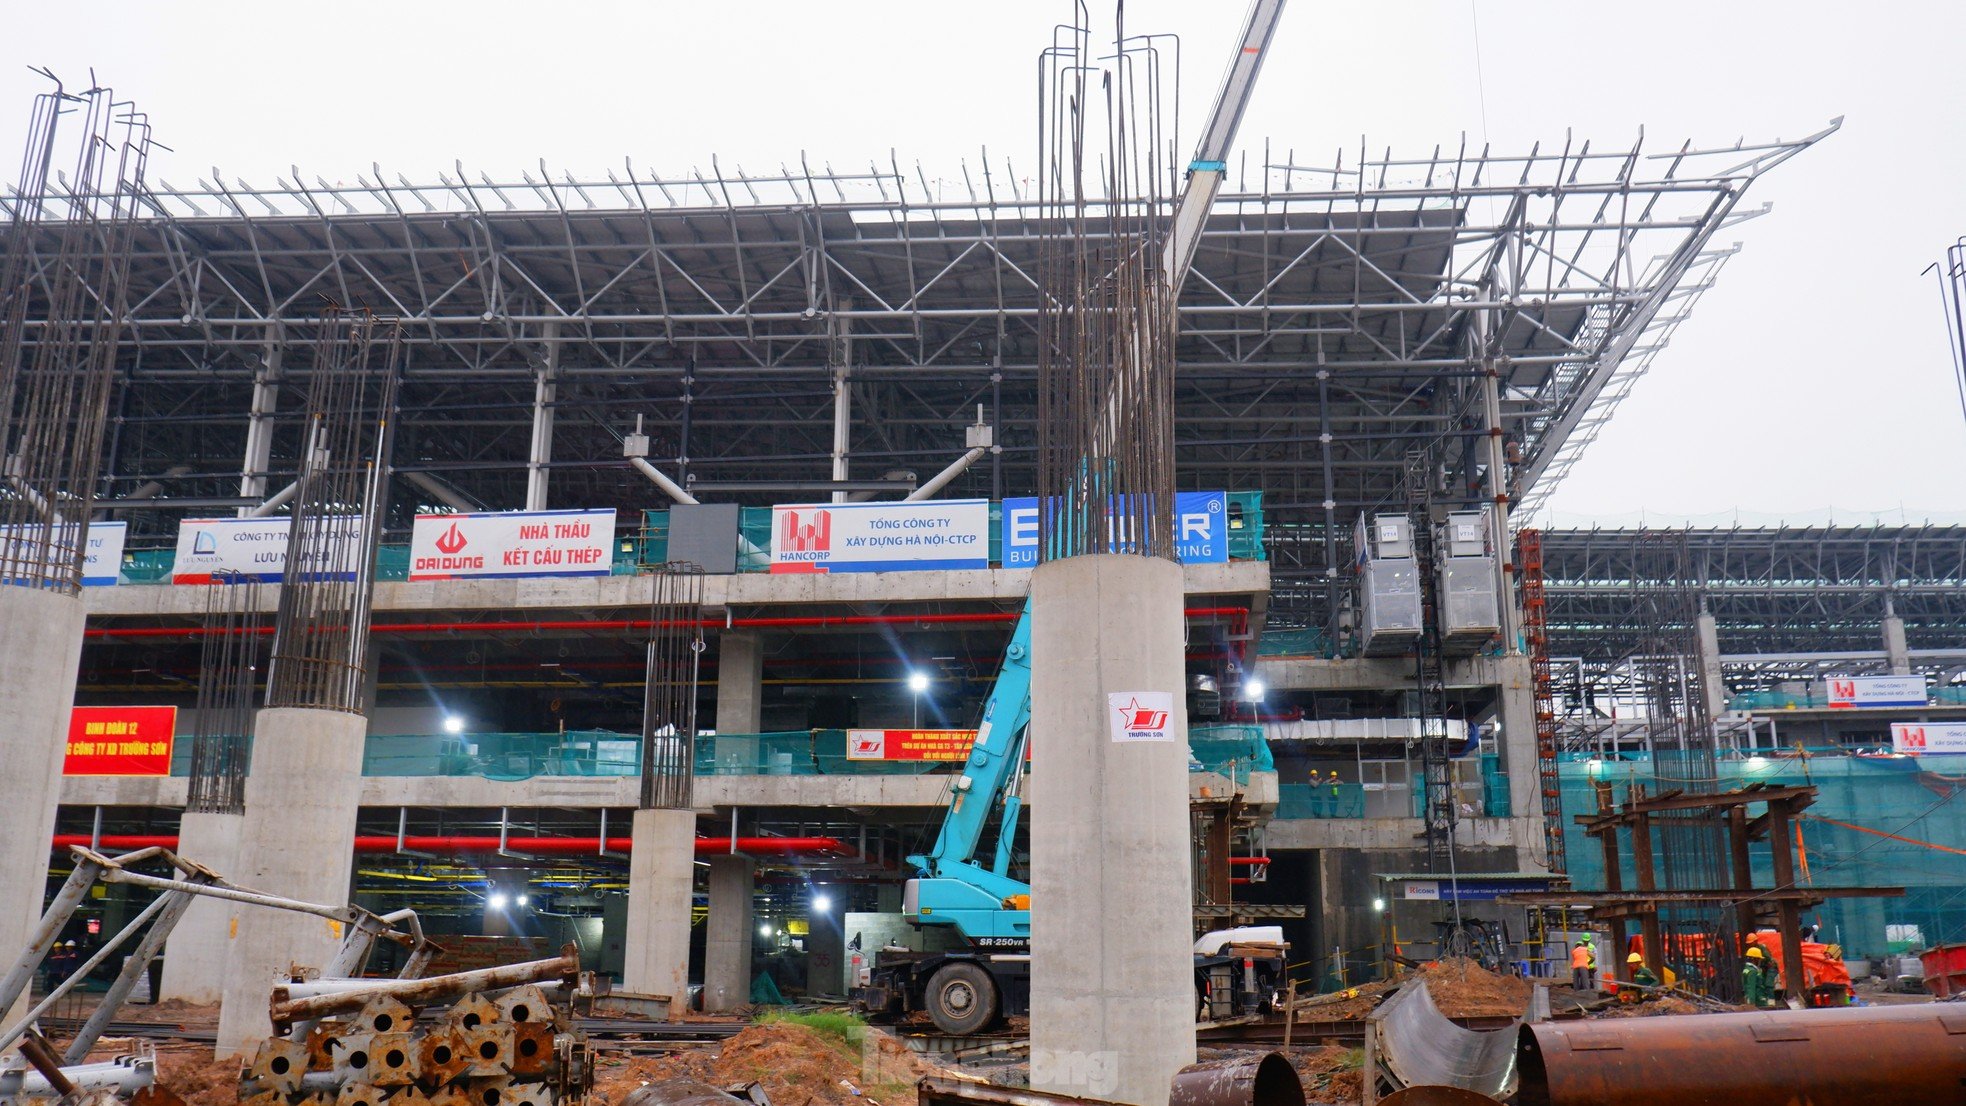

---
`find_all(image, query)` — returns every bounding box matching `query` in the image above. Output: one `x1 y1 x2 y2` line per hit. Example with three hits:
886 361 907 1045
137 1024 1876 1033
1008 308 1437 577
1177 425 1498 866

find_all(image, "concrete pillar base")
0 587 87 1028
624 808 696 1016
1029 555 1195 1106
161 810 245 1003
703 855 754 1011
216 707 367 1055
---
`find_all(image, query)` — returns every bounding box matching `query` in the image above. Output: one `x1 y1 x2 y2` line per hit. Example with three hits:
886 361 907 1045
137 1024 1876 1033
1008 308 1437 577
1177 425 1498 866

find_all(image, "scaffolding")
0 123 1837 630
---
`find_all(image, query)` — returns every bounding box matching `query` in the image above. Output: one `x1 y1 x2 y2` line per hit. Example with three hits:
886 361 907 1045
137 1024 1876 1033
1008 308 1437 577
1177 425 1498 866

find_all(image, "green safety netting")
1187 723 1276 783
1555 753 1966 957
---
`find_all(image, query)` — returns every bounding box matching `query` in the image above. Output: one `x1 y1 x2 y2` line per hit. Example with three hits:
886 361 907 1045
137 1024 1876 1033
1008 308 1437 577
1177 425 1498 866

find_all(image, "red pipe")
53 834 846 856
1227 856 1271 866
84 606 1249 640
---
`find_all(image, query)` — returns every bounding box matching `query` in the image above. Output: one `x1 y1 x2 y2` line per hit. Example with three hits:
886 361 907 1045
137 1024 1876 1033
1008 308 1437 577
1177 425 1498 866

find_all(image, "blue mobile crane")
853 599 1290 1032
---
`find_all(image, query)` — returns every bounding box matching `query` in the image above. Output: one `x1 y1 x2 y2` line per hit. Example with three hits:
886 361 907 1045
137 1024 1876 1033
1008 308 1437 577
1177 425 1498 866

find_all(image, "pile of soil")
1409 959 1531 1019
152 1042 240 1106
1285 958 1531 1023
594 1021 945 1106
1597 994 1721 1018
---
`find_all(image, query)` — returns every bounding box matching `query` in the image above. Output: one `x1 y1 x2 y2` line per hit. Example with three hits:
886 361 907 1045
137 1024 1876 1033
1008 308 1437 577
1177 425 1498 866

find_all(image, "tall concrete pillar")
702 855 753 1011
215 708 366 1055
1493 655 1549 867
1883 615 1911 676
715 632 764 771
1695 612 1729 720
0 587 87 1026
1029 556 1195 1106
160 811 244 1003
624 808 696 1014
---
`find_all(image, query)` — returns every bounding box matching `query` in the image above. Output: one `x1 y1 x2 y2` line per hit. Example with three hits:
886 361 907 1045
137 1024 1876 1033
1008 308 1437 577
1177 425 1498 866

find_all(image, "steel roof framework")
1 127 1835 628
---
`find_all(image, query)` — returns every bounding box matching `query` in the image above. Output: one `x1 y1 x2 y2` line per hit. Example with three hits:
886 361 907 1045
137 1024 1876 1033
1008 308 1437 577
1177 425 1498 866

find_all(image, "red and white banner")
1108 691 1177 742
846 729 983 761
64 706 177 776
1891 722 1966 755
409 509 615 581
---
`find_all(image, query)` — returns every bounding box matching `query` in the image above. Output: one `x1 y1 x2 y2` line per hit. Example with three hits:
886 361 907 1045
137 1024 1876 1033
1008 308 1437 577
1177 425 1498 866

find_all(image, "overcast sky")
5 1 1961 524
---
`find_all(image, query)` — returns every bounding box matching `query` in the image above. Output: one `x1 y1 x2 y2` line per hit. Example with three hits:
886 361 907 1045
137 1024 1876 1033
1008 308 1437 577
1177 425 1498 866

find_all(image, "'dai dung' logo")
435 521 469 555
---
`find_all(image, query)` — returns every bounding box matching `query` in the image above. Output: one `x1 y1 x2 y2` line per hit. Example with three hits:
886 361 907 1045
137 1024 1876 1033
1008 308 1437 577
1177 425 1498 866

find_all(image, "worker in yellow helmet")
1622 952 1658 1004
1743 946 1776 1008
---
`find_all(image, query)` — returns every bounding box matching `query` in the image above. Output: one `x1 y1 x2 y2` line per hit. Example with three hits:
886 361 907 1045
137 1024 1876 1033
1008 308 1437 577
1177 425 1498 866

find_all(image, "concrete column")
1696 612 1729 720
1883 615 1911 676
0 587 87 1027
215 708 366 1055
715 632 764 771
1029 555 1195 1106
525 322 558 511
1494 655 1548 868
702 855 753 1011
624 807 696 1015
160 811 244 1003
237 339 282 514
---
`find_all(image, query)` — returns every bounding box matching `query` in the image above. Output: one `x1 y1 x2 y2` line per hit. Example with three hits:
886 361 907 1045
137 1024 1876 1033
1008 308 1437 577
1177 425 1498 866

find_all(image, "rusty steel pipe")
270 944 579 1031
1516 1002 1966 1106
1169 1053 1305 1106
1377 1089 1499 1106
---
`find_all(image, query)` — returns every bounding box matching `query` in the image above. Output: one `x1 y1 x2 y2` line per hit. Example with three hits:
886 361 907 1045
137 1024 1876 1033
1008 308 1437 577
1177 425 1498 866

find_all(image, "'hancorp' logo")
1831 679 1856 701
781 508 832 552
435 521 469 554
1900 726 1927 750
1116 697 1169 732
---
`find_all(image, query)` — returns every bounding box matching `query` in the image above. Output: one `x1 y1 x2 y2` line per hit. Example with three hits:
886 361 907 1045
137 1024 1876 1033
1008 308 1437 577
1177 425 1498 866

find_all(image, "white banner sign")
409 509 615 581
769 499 989 574
0 522 124 586
171 517 360 583
1825 675 1928 708
1108 691 1177 743
1403 881 1441 901
1891 722 1966 755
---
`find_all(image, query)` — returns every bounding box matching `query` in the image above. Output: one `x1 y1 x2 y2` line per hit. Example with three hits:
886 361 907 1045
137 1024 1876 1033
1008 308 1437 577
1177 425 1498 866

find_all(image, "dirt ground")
1287 957 1532 1021
592 1022 946 1106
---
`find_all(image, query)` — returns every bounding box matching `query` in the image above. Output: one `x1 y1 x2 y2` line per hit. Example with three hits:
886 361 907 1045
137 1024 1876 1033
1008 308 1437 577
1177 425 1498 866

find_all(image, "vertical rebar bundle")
264 310 402 713
1034 9 1179 561
639 564 706 810
0 75 151 592
1625 529 1738 997
188 573 264 814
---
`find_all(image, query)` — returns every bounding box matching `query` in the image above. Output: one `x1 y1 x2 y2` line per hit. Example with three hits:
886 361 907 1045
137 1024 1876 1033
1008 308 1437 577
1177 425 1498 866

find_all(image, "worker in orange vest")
1569 935 1597 993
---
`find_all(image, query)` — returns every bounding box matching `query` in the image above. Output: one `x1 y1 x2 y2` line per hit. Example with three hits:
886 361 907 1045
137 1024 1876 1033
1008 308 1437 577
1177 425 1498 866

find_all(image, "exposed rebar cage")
187 573 263 814
1621 529 1740 999
639 563 706 810
0 75 151 592
1033 8 1179 562
264 310 402 713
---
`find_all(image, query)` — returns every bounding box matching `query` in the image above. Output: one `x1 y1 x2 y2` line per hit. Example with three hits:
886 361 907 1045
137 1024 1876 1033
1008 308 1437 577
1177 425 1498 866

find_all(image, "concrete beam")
1256 652 1523 693
0 587 87 1027
82 561 1270 619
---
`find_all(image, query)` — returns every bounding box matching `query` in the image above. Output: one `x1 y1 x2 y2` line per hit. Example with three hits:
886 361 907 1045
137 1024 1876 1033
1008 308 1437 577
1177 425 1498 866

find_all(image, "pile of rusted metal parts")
1 846 592 1106
242 949 591 1106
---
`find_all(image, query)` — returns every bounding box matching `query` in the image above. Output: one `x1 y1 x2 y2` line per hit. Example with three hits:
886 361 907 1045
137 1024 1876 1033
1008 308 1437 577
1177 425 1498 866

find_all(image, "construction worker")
1743 946 1777 1008
1622 952 1658 1004
1569 935 1597 994
1326 770 1344 814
